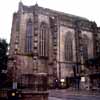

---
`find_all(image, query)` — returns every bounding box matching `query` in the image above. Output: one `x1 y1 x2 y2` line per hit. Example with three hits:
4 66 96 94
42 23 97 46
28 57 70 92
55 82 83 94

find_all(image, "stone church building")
8 2 100 89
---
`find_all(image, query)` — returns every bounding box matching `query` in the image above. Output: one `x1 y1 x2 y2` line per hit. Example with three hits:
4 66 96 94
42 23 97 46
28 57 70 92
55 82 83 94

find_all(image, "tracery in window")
82 34 89 60
16 17 20 32
65 32 73 61
39 22 49 58
25 19 33 53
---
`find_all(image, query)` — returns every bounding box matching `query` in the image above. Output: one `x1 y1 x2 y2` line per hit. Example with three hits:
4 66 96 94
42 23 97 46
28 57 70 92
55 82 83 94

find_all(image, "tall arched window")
25 19 33 53
16 16 20 32
82 34 88 60
65 32 73 61
39 22 49 58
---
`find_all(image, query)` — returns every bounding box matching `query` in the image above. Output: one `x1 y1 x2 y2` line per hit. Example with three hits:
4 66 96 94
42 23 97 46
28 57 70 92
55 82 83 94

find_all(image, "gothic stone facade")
8 2 100 88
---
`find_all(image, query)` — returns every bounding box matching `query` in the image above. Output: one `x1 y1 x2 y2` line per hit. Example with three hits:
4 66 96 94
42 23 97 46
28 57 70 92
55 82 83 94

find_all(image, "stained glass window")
25 19 33 53
65 32 73 61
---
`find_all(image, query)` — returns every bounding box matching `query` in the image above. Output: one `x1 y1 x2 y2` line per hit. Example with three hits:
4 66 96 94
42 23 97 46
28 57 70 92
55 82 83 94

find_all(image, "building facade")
8 2 100 89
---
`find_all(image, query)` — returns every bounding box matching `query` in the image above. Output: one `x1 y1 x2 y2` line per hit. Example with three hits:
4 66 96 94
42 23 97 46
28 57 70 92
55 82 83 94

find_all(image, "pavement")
48 89 100 100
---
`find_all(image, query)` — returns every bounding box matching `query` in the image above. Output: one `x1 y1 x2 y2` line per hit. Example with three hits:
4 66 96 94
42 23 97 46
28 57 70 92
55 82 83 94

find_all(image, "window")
65 32 73 61
16 17 20 32
25 19 33 53
39 22 49 58
82 34 88 60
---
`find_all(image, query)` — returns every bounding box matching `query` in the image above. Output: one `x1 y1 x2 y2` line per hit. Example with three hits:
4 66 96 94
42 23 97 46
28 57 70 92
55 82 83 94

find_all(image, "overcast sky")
0 0 100 43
